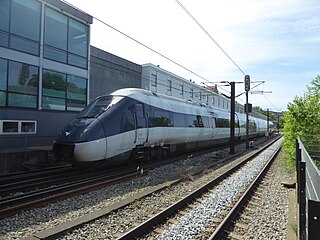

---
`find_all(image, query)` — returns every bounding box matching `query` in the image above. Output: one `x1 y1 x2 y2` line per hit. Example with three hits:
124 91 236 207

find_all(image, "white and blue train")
53 88 272 167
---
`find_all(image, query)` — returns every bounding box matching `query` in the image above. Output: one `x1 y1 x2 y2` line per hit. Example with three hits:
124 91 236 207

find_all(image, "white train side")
53 88 271 167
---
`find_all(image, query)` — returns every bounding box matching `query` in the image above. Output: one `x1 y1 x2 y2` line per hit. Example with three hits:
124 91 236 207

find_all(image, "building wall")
0 1 144 150
141 63 231 111
89 46 142 101
0 0 92 150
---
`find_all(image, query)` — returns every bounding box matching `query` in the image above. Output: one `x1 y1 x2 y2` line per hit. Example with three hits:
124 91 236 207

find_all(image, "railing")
296 137 320 240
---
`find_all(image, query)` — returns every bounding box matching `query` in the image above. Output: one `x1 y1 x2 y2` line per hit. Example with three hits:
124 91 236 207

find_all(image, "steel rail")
208 139 282 239
22 136 281 240
115 137 282 240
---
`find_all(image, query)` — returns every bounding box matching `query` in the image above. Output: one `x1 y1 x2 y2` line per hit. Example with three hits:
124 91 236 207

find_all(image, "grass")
290 223 298 236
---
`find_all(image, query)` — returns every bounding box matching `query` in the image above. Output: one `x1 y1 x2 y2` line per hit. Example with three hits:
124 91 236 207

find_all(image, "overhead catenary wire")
62 0 258 107
174 0 246 76
62 0 213 84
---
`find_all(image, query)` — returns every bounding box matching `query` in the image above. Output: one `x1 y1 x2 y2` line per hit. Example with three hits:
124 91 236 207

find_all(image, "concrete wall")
90 46 142 101
0 109 76 150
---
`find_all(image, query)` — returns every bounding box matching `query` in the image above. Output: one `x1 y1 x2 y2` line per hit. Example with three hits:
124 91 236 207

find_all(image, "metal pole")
267 108 269 137
299 161 306 240
230 82 235 154
246 90 249 149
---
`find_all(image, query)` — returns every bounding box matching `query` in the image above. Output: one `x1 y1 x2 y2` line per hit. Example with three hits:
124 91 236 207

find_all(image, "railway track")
119 137 282 239
14 136 282 240
0 150 217 219
0 136 266 220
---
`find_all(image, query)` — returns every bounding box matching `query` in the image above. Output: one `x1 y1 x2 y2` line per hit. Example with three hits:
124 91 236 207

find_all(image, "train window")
216 118 230 128
120 104 135 132
202 116 210 128
196 115 204 127
150 109 171 127
249 121 257 132
79 96 123 118
186 115 197 127
173 112 186 127
135 103 146 128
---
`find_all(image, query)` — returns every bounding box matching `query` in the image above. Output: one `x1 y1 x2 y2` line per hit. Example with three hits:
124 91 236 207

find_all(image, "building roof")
43 0 93 24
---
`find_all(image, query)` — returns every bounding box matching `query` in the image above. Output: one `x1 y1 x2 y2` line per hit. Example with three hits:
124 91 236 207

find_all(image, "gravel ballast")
0 137 292 240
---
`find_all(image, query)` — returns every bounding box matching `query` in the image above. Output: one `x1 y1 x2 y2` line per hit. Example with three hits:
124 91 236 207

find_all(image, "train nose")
72 119 107 163
53 142 75 162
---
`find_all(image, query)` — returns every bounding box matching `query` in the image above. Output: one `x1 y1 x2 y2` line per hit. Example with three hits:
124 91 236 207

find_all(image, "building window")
0 58 7 106
190 88 193 98
68 18 88 58
212 96 215 105
0 120 37 134
6 60 38 108
42 69 66 111
44 7 68 63
0 0 10 47
199 92 202 100
10 0 41 55
42 69 86 111
44 6 89 69
180 84 183 95
167 79 172 91
151 74 157 87
67 75 86 111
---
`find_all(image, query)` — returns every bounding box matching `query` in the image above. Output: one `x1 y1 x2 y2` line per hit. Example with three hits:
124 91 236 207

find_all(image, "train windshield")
77 96 124 118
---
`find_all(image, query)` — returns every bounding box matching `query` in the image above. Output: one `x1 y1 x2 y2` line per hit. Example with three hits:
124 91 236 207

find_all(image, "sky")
64 0 320 112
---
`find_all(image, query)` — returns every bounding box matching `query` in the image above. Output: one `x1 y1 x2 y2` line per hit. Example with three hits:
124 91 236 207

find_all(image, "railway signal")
245 75 250 149
245 75 250 92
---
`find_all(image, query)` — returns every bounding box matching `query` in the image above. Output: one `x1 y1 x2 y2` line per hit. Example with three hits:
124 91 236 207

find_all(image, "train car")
53 88 269 167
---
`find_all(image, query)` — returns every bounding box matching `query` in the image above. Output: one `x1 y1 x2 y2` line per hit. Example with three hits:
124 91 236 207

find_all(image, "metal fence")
296 137 320 240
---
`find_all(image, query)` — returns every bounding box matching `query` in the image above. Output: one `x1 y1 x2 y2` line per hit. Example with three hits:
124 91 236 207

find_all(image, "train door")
134 103 148 145
234 113 240 138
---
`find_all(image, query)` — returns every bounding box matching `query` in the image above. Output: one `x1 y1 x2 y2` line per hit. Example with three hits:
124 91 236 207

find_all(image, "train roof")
109 88 231 117
105 88 268 122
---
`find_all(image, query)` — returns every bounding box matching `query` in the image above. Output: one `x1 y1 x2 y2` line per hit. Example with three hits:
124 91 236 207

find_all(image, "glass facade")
44 6 88 69
0 0 10 47
0 59 39 108
0 59 7 106
0 0 42 55
67 75 86 111
0 0 90 112
42 69 86 111
44 7 68 63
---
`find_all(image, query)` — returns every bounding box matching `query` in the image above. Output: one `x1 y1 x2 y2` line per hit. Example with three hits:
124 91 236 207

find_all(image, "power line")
62 0 214 84
174 0 246 76
62 0 242 105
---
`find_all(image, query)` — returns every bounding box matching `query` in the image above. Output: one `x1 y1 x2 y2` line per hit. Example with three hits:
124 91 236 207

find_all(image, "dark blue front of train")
53 95 139 164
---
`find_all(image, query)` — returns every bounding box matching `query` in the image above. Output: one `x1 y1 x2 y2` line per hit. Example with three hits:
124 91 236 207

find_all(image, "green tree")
283 75 320 167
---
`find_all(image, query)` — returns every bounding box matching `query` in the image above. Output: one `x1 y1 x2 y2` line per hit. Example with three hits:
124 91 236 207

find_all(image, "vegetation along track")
1 135 281 239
